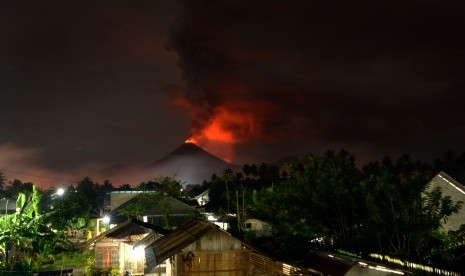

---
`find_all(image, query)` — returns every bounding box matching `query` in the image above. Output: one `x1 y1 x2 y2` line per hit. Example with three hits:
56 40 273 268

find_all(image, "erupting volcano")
147 142 238 186
177 100 265 163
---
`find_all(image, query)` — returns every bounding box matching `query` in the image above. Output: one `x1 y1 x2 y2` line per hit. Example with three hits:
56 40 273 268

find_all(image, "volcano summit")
147 142 238 185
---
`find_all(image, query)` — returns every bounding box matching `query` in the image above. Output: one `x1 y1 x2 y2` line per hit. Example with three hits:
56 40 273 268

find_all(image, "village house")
192 188 210 206
144 219 311 276
86 218 169 275
427 171 465 232
244 218 272 237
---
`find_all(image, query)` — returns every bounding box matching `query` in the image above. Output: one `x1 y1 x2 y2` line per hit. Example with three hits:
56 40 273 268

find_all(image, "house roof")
193 188 209 199
85 218 169 247
145 219 217 264
302 251 407 276
110 194 197 224
302 251 354 275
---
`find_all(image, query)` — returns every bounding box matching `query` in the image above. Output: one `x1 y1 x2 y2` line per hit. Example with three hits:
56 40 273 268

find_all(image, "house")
193 188 210 206
86 191 200 275
86 219 169 275
428 171 465 232
94 218 408 276
244 218 272 237
108 190 198 228
144 219 313 276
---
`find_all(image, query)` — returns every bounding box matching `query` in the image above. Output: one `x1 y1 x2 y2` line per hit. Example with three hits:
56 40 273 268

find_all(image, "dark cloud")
0 0 464 186
0 0 187 186
170 0 465 164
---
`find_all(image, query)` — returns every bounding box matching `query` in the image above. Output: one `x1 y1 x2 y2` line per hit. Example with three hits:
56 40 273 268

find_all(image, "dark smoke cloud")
170 0 465 164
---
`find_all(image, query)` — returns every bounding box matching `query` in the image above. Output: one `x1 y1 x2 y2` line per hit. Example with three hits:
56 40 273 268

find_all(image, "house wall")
428 173 465 232
244 219 272 237
169 228 249 275
95 242 144 275
95 242 119 270
174 250 250 276
184 228 244 251
195 191 209 206
119 243 145 275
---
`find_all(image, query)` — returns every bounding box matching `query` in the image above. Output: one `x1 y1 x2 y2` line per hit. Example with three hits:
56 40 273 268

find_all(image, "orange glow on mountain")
184 138 197 144
183 106 261 162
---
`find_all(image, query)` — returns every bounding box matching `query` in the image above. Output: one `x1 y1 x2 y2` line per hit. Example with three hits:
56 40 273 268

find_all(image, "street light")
96 215 111 236
49 187 66 209
56 188 65 196
102 215 110 224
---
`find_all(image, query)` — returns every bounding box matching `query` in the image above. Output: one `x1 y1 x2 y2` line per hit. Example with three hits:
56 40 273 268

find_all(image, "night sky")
1 0 464 187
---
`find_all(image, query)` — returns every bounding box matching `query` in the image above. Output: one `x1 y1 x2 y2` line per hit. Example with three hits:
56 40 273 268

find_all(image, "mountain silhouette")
147 142 238 185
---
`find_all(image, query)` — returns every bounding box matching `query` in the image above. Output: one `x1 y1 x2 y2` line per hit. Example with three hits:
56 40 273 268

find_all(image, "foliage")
1 179 33 198
84 249 119 275
86 266 119 276
41 249 87 271
357 164 462 264
249 151 362 259
0 185 72 271
236 151 465 268
47 177 114 231
48 185 94 230
137 176 184 199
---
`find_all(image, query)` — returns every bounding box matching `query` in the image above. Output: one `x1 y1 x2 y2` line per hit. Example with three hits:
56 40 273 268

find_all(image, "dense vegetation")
204 151 465 271
0 150 465 273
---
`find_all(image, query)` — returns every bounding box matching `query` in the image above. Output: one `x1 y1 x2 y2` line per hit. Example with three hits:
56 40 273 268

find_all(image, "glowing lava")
184 138 197 144
184 106 260 162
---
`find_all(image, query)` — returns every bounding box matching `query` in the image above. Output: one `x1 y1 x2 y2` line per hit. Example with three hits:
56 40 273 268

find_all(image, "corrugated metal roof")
110 194 197 225
145 219 217 264
85 218 169 247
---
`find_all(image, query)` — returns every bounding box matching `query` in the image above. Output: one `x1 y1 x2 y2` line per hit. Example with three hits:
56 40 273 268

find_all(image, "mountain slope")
147 142 238 185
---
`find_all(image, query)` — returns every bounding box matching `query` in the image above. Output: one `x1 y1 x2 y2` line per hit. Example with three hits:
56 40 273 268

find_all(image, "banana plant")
0 185 72 271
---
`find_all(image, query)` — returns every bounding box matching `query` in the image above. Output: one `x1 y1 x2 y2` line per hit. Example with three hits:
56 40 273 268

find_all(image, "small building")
108 191 198 228
244 218 272 237
144 219 313 276
193 188 210 206
86 219 169 275
428 171 465 232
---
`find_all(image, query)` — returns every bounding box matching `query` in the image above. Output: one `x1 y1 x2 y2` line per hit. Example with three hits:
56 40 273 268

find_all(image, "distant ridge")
147 142 238 185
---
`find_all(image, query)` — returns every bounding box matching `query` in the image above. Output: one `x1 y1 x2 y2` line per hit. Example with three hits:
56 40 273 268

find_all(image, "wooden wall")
174 250 249 276
182 228 244 252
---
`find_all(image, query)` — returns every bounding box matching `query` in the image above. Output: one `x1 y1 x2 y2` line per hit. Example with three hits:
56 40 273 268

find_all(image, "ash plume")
169 0 465 164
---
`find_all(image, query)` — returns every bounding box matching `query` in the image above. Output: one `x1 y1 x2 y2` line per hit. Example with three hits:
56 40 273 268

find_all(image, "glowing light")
56 188 65 196
184 138 197 144
102 215 110 224
131 246 145 260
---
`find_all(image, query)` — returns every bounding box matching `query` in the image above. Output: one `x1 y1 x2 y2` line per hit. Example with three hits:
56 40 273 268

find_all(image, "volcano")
147 142 238 185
